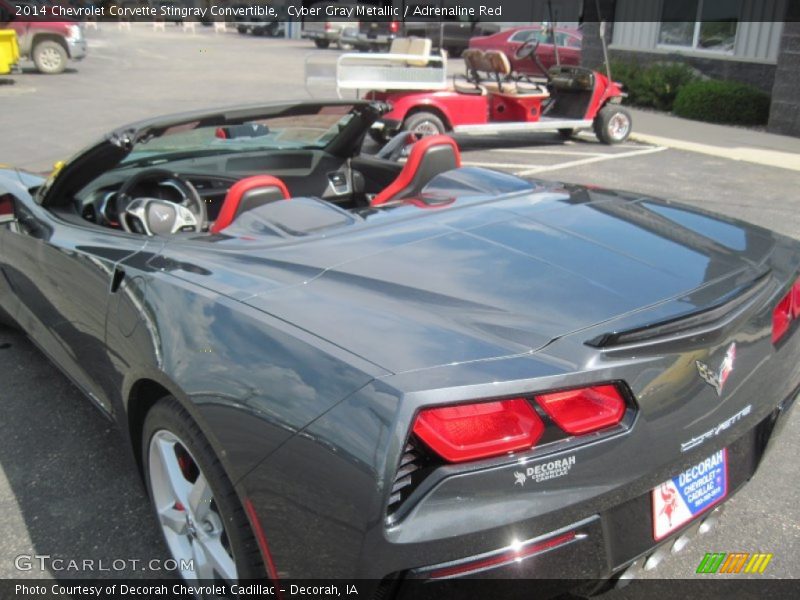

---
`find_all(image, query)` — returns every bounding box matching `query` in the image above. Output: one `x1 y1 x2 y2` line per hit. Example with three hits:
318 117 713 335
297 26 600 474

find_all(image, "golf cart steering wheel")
514 39 540 61
514 39 552 82
116 168 208 235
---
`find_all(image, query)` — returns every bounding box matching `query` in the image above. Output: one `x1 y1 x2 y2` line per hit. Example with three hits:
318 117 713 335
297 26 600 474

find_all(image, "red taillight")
772 278 800 344
324 22 332 31
773 291 793 343
412 399 544 463
389 21 399 33
535 384 626 435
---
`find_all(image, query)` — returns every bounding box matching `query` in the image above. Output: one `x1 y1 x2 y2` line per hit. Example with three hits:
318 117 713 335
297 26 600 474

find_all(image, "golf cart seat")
459 49 548 97
389 36 432 67
371 135 461 206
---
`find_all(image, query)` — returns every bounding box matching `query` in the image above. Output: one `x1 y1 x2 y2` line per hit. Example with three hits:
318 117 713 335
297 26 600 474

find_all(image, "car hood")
163 183 779 374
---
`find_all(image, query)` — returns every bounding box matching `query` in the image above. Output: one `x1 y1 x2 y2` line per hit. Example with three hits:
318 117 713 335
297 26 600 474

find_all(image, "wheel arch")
124 375 224 482
403 103 453 132
31 33 69 56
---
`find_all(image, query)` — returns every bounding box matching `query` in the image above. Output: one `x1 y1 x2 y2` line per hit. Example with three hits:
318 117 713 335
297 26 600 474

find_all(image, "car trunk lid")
227 189 778 373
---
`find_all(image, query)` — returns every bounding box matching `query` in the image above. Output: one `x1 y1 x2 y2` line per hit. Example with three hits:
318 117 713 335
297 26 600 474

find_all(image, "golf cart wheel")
594 106 632 144
33 40 67 74
558 128 576 139
142 397 268 583
237 26 247 34
403 111 446 137
314 39 330 49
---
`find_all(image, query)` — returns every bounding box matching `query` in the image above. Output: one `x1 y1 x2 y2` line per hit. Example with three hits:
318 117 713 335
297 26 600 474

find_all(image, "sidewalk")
628 108 800 173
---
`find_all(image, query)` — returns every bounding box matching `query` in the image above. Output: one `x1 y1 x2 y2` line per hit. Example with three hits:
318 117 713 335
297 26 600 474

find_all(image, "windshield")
118 105 356 167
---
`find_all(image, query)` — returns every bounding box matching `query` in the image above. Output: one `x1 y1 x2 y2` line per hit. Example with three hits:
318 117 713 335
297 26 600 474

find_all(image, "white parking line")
461 145 667 177
515 145 667 176
489 148 608 157
462 161 540 170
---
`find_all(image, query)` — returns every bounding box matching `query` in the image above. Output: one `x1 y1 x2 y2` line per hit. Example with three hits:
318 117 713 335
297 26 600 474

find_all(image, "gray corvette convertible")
1 100 798 595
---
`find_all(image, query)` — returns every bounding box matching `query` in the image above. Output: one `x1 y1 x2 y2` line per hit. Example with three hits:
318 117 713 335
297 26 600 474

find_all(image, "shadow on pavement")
0 323 171 580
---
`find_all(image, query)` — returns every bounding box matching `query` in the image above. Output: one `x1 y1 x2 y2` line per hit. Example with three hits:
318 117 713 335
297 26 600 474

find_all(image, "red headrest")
212 175 290 234
371 135 461 206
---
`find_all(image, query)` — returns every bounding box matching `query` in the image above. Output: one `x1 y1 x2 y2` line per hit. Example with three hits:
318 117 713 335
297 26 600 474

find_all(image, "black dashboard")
75 148 368 228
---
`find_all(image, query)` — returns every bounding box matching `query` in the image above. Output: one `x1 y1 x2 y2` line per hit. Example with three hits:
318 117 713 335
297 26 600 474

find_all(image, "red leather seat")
371 135 461 206
211 175 290 234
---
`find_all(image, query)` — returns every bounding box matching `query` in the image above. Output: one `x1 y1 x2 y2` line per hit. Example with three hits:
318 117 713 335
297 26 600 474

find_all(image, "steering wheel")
116 168 208 235
514 39 540 61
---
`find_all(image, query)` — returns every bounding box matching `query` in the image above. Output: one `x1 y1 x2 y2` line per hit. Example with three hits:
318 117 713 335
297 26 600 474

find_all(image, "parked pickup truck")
355 10 498 56
0 0 87 74
301 0 363 49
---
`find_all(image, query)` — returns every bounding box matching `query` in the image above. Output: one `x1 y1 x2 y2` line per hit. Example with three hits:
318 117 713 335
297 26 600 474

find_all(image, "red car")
469 25 582 75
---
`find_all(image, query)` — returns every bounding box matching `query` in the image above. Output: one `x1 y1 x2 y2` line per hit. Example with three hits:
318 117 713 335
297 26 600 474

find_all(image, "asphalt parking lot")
1 24 799 589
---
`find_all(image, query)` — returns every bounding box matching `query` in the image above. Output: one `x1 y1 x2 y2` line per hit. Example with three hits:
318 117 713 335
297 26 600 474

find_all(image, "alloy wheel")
608 112 631 141
148 430 238 582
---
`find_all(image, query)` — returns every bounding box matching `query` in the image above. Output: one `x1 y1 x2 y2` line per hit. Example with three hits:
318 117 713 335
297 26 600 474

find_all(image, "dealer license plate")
651 448 728 540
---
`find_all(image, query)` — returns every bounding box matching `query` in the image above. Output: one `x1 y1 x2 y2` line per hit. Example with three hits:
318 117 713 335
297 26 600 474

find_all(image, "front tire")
314 39 330 49
32 40 67 74
142 397 267 583
403 111 447 137
593 105 632 144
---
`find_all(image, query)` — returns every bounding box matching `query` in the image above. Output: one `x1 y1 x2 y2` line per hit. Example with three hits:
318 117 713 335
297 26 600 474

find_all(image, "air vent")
387 439 437 521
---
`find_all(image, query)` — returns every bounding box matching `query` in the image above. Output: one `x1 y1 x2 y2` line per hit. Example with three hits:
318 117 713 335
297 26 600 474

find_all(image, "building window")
658 0 740 53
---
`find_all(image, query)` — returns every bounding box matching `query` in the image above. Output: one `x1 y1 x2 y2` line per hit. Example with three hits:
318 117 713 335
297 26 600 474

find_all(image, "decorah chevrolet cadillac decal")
652 449 728 540
513 456 576 486
696 343 737 396
1 100 799 594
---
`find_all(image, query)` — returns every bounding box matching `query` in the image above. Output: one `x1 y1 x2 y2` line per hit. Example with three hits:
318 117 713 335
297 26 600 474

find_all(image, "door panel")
1 197 147 412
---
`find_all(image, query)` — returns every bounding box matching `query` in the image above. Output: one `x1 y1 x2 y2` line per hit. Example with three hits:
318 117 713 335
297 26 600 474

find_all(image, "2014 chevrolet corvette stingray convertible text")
0 101 798 597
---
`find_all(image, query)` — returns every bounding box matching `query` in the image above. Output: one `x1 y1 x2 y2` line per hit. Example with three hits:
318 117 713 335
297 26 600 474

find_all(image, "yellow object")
0 29 20 75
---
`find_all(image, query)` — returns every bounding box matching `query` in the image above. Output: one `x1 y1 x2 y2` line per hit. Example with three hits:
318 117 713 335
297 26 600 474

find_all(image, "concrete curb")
630 132 800 173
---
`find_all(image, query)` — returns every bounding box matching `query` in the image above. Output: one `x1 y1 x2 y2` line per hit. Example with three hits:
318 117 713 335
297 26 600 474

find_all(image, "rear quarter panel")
105 255 387 485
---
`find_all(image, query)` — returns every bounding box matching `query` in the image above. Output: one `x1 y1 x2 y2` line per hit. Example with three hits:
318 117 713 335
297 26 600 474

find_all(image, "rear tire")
142 397 267 583
314 39 330 49
403 111 447 137
32 40 67 75
558 128 576 139
593 106 632 144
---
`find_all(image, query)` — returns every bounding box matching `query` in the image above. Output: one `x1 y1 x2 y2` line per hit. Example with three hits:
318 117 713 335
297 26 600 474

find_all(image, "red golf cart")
337 36 632 145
